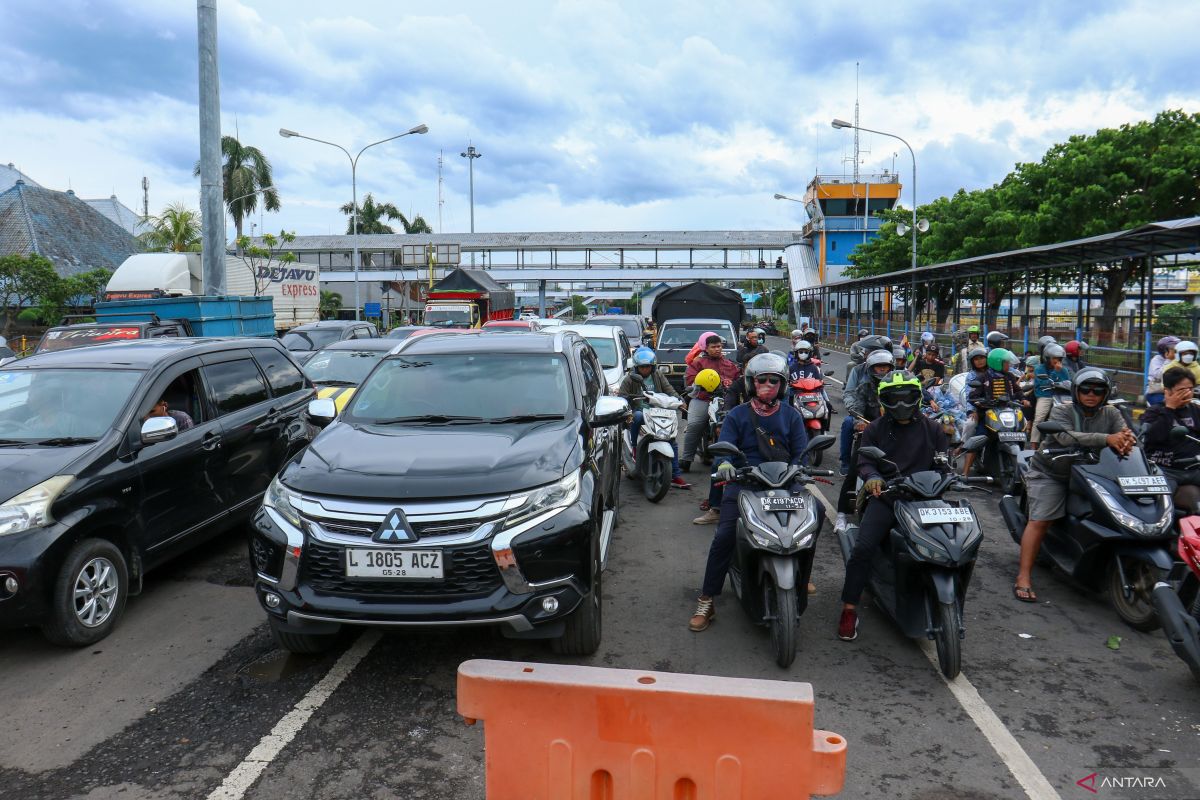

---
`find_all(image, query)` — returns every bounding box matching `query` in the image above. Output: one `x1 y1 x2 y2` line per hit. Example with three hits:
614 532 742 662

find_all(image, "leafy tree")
1153 302 1199 337
235 231 298 295
193 136 280 242
570 295 588 318
0 254 61 336
139 203 203 252
37 268 113 325
340 193 433 235
319 290 343 320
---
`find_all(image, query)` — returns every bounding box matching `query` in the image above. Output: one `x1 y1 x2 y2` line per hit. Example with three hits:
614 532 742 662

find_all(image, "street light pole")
460 144 481 265
280 125 428 319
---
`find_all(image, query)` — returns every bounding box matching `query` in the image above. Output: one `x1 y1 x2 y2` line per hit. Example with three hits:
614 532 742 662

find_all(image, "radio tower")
437 151 444 233
852 62 861 182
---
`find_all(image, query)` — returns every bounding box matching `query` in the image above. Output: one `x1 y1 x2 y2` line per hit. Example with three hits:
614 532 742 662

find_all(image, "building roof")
0 181 140 276
83 195 148 236
0 163 41 191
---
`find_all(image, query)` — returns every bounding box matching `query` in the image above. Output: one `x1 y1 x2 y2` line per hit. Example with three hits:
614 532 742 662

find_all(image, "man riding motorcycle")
737 328 768 367
838 370 949 641
1030 343 1070 444
985 331 1009 352
689 353 811 632
914 345 946 386
906 332 936 368
619 347 692 489
960 348 1020 477
681 334 740 472
835 349 896 530
1141 367 1200 514
1014 368 1135 602
1064 340 1088 375
840 335 893 475
953 326 983 374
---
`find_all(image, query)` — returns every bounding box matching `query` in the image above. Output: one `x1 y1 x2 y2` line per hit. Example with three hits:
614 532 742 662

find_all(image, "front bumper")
0 521 71 628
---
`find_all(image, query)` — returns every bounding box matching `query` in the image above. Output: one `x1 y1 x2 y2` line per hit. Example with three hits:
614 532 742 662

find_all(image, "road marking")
207 630 381 800
918 642 1061 799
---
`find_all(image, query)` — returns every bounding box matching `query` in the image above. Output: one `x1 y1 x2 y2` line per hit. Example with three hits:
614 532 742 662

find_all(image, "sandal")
1012 585 1038 603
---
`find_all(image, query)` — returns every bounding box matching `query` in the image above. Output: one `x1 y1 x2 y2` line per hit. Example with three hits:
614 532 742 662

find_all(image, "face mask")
755 380 781 404
1184 353 1196 365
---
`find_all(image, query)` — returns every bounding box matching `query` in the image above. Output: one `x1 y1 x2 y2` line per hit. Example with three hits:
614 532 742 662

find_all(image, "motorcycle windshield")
1075 447 1172 526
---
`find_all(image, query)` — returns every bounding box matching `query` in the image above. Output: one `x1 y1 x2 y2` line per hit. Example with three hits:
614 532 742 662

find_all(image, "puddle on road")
240 649 323 682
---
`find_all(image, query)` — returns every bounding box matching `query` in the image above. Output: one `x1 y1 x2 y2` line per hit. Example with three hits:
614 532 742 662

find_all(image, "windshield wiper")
315 379 358 387
0 438 32 447
34 436 98 447
370 415 485 425
488 414 566 423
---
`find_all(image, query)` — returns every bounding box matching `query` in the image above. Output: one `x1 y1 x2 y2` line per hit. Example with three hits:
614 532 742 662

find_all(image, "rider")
913 345 946 386
960 348 1022 477
907 332 936 368
737 328 768 366
1141 367 1200 513
688 353 811 632
985 331 1010 352
1164 340 1200 384
1145 336 1180 406
953 326 984 374
837 370 949 641
1030 343 1070 444
681 334 740 473
618 347 691 489
788 340 823 383
835 349 896 531
1015 368 1135 602
1063 340 1088 375
840 336 893 475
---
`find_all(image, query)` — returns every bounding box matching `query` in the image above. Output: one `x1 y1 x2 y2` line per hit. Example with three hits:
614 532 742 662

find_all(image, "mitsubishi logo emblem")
374 509 416 543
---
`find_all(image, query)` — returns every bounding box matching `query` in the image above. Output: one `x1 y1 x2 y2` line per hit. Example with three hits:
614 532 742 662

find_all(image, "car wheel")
42 538 129 647
552 552 602 656
269 618 339 654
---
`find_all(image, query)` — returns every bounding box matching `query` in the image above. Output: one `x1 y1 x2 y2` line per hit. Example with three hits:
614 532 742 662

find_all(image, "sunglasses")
1076 385 1107 397
754 376 782 386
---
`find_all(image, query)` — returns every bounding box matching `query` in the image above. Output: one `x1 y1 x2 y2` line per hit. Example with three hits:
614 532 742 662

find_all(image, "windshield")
37 326 142 353
304 350 387 386
345 354 573 423
281 329 341 352
0 368 142 442
588 318 640 339
585 337 619 368
425 308 472 328
386 327 420 340
659 324 731 348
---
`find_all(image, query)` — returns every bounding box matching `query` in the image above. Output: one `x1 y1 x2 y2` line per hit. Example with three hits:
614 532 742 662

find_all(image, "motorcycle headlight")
908 528 954 565
503 472 581 530
0 475 73 536
264 476 303 529
999 411 1016 426
1085 479 1172 537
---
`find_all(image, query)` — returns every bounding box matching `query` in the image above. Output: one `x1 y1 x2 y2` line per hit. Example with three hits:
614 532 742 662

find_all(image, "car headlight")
0 475 73 536
1085 479 1172 537
264 476 303 529
502 472 581 530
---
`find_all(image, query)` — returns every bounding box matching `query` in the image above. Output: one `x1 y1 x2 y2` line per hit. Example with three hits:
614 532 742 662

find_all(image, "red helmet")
1065 340 1081 358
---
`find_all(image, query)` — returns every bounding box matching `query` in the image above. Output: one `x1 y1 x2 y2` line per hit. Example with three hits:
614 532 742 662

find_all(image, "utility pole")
460 143 481 265
141 176 149 221
197 0 225 295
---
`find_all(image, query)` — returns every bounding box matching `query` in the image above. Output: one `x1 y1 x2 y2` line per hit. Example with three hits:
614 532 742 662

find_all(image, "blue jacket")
717 402 810 467
787 353 823 383
1033 364 1070 398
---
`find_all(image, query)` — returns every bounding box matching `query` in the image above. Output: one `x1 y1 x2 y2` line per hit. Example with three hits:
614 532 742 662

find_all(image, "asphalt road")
3 338 1199 799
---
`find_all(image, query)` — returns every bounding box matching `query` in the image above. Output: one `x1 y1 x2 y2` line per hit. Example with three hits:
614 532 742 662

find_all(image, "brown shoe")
692 508 720 525
689 596 715 631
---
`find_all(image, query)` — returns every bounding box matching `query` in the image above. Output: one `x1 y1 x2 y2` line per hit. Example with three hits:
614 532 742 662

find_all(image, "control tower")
801 171 901 284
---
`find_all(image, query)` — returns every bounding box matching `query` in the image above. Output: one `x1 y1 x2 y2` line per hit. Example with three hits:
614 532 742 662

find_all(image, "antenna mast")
142 176 149 220
437 150 444 234
853 62 861 182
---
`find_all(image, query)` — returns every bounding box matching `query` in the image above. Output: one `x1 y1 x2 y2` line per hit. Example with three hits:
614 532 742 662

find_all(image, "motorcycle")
1000 419 1176 630
790 377 832 465
620 391 685 502
707 436 836 668
837 442 993 679
697 396 725 466
971 396 1025 494
1150 426 1200 681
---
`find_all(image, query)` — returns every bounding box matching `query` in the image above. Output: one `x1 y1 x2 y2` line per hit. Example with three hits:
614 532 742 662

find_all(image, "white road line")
919 642 1062 800
207 630 381 800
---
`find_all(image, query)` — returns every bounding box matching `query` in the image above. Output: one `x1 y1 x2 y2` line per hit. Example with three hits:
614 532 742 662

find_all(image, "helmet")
745 352 788 385
1071 367 1112 406
967 325 980 334
877 370 922 421
753 327 766 339
857 328 869 339
1037 335 1057 353
985 331 1009 349
1064 340 1082 358
859 334 892 353
1026 355 1041 368
1177 341 1199 364
865 349 895 380
1043 343 1066 361
1157 335 1181 355
987 348 1013 372
632 347 657 368
920 331 935 345
790 329 802 341
793 340 813 361
967 345 987 367
694 368 721 394
892 345 908 361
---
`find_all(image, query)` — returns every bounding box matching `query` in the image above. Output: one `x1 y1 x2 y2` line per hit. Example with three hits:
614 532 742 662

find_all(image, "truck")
424 268 516 328
651 282 747 391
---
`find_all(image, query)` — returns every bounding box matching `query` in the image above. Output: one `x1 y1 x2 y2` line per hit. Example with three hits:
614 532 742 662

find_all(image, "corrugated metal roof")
83 195 148 236
278 230 803 252
0 163 41 191
0 182 140 276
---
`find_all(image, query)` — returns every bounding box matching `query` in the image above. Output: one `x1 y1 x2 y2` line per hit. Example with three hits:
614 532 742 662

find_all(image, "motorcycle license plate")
997 431 1026 442
1117 476 1170 495
917 507 974 525
761 496 806 511
345 549 443 579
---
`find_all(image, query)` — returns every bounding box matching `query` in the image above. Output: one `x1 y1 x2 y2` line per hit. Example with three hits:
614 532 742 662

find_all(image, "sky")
1 0 1197 238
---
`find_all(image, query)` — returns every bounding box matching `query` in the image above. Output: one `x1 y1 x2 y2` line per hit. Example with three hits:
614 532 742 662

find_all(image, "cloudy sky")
1 0 1196 238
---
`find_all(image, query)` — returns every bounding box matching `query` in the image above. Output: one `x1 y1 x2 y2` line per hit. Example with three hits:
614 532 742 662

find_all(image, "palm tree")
340 193 433 234
319 290 343 320
193 136 280 241
139 203 203 252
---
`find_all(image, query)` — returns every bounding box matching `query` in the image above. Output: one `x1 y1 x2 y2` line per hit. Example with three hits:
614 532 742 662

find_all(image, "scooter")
1000 419 1176 630
972 397 1025 494
1152 513 1200 682
837 440 993 679
707 436 836 668
790 377 832 465
620 391 685 502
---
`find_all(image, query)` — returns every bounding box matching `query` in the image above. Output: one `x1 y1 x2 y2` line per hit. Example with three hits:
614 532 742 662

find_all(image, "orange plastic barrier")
457 659 846 799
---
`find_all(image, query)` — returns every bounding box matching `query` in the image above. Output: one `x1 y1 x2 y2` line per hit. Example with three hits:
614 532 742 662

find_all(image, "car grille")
305 514 487 542
301 541 502 598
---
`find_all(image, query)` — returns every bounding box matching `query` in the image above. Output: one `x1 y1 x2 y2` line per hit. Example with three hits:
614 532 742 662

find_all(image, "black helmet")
1071 367 1112 408
985 331 1009 350
877 370 922 421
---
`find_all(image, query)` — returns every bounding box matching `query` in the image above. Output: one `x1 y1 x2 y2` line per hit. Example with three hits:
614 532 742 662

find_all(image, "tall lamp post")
460 144 481 265
279 124 428 320
832 118 920 327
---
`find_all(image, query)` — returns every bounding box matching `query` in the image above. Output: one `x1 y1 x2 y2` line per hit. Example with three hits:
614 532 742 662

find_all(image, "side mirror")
140 416 178 445
707 441 744 462
1037 421 1066 435
858 446 886 462
307 398 337 428
591 396 630 428
1171 425 1190 442
963 435 989 452
804 434 836 455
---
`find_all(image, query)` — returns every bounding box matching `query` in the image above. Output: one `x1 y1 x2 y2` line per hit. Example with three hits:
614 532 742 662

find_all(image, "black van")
0 338 315 645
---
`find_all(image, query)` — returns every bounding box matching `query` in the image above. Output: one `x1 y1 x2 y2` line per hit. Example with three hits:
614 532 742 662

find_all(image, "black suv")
252 330 629 655
0 338 315 646
280 321 378 365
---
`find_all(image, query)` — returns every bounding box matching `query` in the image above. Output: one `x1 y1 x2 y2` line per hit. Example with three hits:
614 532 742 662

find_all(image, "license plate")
997 431 1026 442
345 548 443 579
917 507 974 525
1117 476 1170 495
761 496 806 511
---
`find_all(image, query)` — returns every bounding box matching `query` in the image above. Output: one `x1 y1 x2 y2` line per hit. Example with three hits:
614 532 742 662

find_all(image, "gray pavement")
3 338 1199 799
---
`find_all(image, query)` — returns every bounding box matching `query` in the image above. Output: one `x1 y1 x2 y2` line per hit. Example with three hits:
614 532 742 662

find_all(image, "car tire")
552 556 602 656
42 538 129 647
269 618 339 654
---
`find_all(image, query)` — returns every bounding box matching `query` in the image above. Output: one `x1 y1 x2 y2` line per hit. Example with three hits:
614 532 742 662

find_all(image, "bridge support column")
538 280 547 317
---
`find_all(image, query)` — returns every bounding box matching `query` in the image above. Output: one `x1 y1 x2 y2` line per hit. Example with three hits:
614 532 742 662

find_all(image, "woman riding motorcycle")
1141 366 1200 514
1145 335 1180 407
788 340 823 382
618 347 691 489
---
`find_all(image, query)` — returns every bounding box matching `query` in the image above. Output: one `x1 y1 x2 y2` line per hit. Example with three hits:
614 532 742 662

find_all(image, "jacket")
787 354 823 383
967 369 1020 410
618 370 677 411
857 415 948 483
1033 364 1071 399
845 375 883 422
1140 402 1200 467
736 343 768 367
684 353 740 402
1163 359 1200 385
1146 354 1169 395
1031 403 1127 478
717 401 809 467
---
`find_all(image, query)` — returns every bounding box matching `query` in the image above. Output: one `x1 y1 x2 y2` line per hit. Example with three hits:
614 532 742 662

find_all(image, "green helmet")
877 370 922 421
967 325 980 334
987 348 1014 372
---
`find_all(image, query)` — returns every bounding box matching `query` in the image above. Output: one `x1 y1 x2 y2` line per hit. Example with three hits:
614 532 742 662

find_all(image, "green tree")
570 295 588 318
235 231 298 295
319 290 343 320
0 254 62 336
1153 302 1199 336
37 268 113 325
193 136 280 242
139 203 203 252
340 193 433 234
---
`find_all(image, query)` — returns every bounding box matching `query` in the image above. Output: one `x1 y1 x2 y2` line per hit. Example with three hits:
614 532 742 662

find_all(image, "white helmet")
790 329 803 341
1178 341 1199 365
793 339 814 361
920 331 935 345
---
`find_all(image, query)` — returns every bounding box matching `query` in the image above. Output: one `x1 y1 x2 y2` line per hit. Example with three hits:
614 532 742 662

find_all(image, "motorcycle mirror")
963 434 989 453
707 441 743 460
1037 421 1067 435
804 434 836 454
858 446 886 462
626 357 634 371
1170 425 1190 442
823 368 835 376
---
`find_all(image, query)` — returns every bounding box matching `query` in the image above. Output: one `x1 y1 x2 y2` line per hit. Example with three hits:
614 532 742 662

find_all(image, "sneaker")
839 464 849 476
672 476 693 489
834 512 848 533
692 508 720 525
680 461 692 473
699 499 711 511
837 608 859 641
689 597 715 632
